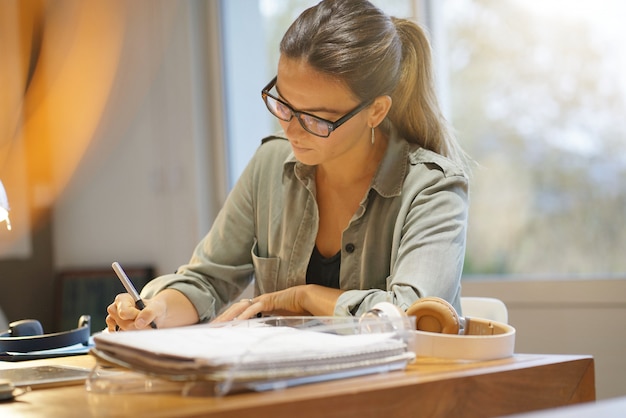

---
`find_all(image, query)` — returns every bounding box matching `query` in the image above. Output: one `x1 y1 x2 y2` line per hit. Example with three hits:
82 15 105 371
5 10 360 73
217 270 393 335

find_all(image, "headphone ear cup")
8 319 44 337
406 297 460 334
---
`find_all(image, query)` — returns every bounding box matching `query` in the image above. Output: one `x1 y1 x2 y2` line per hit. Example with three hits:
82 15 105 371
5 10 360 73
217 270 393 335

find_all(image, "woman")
106 0 469 331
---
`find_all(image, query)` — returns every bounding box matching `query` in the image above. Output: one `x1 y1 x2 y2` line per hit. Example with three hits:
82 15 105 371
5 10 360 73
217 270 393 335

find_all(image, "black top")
306 246 341 289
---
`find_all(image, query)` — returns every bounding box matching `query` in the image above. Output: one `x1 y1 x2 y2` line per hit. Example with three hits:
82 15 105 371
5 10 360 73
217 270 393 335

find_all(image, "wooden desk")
0 353 594 418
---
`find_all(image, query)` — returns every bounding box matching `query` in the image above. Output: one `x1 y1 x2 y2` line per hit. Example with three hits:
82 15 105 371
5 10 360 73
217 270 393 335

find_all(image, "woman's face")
274 57 371 167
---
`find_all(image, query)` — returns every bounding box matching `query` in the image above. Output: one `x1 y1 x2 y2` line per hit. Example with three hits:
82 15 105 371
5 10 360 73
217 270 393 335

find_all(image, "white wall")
463 278 626 401
52 1 226 276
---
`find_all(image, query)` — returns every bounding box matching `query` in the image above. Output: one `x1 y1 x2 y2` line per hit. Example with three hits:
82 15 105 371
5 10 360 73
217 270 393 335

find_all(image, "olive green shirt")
141 129 469 320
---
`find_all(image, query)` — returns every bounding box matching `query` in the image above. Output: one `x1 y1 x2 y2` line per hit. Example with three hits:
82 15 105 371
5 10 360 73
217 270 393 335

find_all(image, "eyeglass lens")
264 94 332 137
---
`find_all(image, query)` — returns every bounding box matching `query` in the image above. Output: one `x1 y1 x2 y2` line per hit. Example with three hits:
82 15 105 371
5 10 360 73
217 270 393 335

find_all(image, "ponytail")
389 18 467 167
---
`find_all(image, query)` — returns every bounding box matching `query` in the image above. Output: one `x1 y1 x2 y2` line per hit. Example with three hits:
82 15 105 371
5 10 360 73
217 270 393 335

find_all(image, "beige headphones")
368 297 516 360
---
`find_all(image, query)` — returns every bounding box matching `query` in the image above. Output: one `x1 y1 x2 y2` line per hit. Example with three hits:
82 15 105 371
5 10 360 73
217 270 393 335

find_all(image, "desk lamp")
0 180 11 230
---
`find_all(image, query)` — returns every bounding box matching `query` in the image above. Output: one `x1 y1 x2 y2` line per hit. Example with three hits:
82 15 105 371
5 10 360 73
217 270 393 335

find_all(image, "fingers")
212 287 305 323
212 298 261 323
106 293 159 331
134 308 158 329
106 293 134 331
105 314 119 332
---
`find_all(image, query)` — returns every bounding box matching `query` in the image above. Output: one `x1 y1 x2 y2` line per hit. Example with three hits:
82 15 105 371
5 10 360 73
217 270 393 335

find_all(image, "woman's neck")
316 130 389 189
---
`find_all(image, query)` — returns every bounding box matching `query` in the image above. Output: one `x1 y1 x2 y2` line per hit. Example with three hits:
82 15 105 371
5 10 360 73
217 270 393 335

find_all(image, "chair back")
461 297 508 323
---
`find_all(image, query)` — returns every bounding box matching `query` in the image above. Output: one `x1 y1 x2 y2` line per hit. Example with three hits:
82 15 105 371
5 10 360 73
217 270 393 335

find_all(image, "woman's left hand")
212 286 309 323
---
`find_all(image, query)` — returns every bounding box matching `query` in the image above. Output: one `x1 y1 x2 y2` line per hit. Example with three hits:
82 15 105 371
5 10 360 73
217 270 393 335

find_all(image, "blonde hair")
280 0 467 168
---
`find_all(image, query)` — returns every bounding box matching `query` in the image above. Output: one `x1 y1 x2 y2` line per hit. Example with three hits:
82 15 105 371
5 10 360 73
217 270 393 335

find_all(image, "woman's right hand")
105 293 163 331
105 288 199 331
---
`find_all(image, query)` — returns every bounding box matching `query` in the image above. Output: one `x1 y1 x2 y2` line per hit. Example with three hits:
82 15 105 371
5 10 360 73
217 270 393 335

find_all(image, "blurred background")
0 0 624 399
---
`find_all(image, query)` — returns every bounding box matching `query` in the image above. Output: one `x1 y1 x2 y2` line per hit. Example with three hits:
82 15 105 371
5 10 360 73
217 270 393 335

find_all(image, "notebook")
91 317 415 395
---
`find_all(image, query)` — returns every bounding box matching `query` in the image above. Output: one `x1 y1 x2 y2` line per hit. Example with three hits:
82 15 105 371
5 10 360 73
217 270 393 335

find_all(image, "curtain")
0 0 177 257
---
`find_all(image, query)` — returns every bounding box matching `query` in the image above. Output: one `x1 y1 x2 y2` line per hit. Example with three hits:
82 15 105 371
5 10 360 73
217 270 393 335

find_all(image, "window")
439 0 626 275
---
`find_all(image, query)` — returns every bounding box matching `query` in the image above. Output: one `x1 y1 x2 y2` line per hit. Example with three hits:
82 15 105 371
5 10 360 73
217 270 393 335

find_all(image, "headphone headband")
413 317 516 361
0 315 91 353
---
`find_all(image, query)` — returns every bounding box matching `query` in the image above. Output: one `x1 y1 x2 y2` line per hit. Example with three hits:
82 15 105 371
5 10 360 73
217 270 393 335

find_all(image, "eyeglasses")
261 76 373 138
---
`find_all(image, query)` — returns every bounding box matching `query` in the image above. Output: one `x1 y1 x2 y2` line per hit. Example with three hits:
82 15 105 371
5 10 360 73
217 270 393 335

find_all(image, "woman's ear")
368 95 392 128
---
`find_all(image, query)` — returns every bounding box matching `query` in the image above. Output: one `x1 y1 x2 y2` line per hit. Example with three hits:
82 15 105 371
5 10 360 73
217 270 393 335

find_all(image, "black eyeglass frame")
261 76 374 138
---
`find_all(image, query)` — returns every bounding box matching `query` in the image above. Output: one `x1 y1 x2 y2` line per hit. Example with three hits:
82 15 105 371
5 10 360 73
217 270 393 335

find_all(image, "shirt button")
345 243 355 253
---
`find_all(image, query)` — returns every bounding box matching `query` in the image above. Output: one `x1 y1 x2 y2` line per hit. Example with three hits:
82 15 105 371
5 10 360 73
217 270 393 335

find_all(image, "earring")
371 127 375 145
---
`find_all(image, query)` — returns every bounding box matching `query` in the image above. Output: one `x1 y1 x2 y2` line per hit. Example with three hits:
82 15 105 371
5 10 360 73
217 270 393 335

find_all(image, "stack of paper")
91 318 415 394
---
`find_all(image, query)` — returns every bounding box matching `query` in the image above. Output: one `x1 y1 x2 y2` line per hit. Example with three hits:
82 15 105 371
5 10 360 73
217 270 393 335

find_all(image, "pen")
111 261 158 329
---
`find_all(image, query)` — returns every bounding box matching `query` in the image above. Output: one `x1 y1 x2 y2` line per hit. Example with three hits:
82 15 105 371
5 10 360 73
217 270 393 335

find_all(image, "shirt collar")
370 127 410 198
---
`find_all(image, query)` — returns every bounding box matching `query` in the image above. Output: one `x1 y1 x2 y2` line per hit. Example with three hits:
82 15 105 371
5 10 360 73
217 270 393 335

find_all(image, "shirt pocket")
251 239 281 294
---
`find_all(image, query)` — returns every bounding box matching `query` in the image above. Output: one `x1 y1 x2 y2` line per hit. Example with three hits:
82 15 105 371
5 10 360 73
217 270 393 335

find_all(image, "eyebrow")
275 84 342 115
